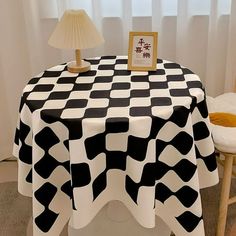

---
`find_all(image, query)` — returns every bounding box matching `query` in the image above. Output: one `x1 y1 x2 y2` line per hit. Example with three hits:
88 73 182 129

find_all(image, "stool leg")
216 154 234 236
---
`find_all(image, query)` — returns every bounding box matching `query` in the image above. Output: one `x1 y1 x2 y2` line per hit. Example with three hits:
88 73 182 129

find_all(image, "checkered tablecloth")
13 56 219 236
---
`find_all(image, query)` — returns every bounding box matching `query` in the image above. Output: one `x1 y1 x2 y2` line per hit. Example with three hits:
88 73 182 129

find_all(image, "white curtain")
0 0 236 161
41 0 236 93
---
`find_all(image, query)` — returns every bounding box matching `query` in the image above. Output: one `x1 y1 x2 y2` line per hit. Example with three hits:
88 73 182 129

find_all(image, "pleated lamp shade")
48 10 104 73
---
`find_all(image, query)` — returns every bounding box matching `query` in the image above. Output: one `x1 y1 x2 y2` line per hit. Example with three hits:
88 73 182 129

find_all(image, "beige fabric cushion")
207 93 236 153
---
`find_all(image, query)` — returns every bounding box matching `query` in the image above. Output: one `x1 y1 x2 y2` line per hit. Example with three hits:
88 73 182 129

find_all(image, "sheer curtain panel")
52 0 236 95
0 0 235 161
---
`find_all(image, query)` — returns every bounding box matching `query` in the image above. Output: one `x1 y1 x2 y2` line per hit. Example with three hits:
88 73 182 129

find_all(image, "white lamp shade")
48 9 104 49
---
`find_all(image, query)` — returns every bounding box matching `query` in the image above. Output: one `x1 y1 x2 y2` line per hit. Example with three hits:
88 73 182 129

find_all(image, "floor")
0 160 172 236
0 160 18 183
1 160 236 236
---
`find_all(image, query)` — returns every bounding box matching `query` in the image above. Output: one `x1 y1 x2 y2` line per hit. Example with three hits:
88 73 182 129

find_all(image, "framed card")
128 31 158 71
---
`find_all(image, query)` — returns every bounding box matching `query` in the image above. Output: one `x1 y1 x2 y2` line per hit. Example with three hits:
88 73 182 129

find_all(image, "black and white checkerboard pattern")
13 56 218 236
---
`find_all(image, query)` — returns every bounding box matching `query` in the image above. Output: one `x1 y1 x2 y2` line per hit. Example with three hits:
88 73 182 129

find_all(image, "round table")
14 56 219 236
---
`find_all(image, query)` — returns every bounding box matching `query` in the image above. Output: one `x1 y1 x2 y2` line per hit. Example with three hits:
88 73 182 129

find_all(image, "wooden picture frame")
128 31 158 71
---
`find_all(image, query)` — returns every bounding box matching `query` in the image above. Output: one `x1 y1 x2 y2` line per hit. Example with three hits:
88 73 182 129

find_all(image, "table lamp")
48 9 104 73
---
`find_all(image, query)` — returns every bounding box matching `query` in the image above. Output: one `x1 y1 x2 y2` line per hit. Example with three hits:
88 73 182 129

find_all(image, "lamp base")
67 60 91 73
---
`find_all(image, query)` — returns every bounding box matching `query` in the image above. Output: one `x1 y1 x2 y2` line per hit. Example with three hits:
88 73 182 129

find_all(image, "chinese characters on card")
128 32 158 71
135 38 152 58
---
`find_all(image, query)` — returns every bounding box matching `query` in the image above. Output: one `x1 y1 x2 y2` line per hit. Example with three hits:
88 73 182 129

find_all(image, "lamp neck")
75 49 82 66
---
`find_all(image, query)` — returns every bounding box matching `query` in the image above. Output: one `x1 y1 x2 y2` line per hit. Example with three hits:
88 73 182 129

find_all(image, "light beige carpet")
201 180 236 236
0 182 32 236
0 181 236 236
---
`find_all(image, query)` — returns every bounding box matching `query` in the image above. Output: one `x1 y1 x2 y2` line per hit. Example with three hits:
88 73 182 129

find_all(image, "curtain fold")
122 0 132 53
205 0 223 96
152 0 163 57
225 0 236 92
176 0 190 65
0 0 32 161
0 0 236 160
22 0 45 75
